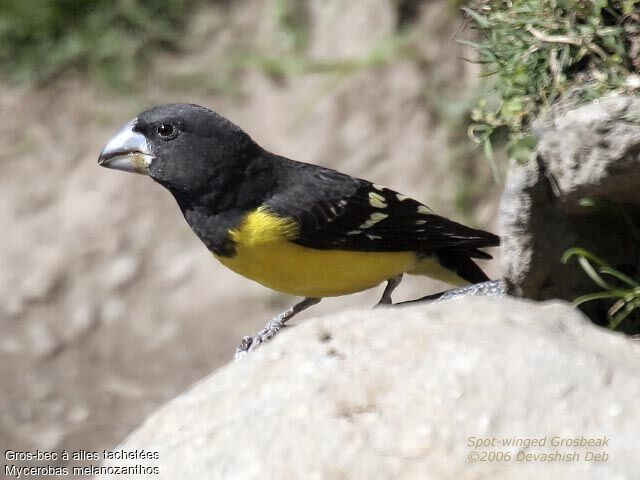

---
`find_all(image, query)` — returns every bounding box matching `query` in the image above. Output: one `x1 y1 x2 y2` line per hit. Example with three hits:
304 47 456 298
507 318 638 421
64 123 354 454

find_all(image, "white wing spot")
338 199 347 207
366 234 382 240
417 205 431 214
369 192 387 208
415 220 427 225
373 184 385 191
347 230 361 235
359 212 389 229
396 193 409 201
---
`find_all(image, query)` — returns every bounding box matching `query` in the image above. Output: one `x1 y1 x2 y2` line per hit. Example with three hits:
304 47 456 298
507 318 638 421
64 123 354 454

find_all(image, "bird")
98 103 499 355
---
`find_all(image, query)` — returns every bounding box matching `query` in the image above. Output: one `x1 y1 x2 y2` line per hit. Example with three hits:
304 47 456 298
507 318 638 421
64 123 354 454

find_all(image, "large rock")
98 297 640 480
501 96 640 327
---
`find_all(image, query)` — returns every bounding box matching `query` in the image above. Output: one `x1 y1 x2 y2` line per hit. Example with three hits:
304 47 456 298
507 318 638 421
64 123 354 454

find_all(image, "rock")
67 404 90 424
100 297 127 325
0 336 21 354
2 296 25 317
20 268 63 303
26 322 61 359
98 297 640 480
535 96 640 209
501 96 640 328
160 250 196 286
66 300 98 340
101 254 141 290
14 248 65 304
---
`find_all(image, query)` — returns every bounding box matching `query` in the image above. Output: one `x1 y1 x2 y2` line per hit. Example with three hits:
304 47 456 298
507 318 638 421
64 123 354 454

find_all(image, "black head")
98 103 261 198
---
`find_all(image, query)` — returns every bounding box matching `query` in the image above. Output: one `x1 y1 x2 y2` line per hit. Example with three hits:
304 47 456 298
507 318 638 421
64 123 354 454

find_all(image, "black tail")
436 251 491 284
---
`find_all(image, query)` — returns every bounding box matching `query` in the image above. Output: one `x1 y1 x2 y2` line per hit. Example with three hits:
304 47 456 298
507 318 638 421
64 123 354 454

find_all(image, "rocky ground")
0 0 500 475
98 297 640 480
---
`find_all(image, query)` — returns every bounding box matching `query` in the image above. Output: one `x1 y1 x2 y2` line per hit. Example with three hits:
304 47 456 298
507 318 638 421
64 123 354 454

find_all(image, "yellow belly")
214 208 418 297
214 208 469 297
217 243 417 297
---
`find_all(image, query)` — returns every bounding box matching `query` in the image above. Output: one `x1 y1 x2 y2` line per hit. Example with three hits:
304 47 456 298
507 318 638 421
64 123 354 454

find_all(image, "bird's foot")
394 280 505 305
234 297 321 360
234 316 287 360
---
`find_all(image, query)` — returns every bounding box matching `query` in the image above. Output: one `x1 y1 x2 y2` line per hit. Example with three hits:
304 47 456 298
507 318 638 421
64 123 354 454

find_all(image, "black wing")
265 159 499 257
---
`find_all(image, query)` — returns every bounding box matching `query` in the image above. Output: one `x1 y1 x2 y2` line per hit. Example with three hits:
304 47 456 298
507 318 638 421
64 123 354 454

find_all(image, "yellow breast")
214 208 418 297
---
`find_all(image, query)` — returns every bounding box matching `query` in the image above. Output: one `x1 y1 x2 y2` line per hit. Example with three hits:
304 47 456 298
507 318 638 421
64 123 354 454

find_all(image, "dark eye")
157 123 176 138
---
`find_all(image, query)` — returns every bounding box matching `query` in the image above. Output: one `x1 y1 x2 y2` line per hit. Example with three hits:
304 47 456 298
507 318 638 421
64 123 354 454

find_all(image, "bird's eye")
157 123 176 138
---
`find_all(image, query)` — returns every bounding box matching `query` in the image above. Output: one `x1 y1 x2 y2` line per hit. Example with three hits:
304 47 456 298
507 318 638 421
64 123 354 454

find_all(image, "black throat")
167 152 279 257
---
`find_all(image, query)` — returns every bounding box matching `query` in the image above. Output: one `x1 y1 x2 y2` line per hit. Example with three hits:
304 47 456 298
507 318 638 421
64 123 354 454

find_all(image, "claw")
234 297 321 360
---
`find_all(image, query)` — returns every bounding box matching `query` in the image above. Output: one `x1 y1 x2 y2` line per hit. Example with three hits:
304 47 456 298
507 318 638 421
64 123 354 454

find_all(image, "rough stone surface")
98 297 640 480
501 96 640 325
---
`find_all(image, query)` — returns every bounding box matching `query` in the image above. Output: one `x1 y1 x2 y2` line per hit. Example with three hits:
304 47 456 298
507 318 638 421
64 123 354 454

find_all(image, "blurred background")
0 0 500 475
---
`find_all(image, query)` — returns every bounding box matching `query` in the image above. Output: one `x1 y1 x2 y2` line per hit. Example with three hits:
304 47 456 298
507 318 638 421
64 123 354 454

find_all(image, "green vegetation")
562 199 640 332
462 0 640 168
563 248 640 331
0 0 195 86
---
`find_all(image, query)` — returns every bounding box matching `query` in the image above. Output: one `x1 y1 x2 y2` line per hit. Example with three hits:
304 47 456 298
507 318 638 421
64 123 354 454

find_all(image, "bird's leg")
375 274 403 307
235 297 321 360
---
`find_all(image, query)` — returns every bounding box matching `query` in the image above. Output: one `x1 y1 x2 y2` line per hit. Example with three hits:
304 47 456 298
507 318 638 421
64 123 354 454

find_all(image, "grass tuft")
462 0 640 166
562 247 640 331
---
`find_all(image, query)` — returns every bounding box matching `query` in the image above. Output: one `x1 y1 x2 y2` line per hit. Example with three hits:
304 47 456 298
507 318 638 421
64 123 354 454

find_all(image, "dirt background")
0 0 500 476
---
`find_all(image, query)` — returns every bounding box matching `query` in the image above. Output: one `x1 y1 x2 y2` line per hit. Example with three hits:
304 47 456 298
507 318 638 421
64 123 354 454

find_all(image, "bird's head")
98 103 259 196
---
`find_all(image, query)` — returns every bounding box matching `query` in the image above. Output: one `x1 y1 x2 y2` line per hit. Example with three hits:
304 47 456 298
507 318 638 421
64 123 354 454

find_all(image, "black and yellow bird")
98 104 499 353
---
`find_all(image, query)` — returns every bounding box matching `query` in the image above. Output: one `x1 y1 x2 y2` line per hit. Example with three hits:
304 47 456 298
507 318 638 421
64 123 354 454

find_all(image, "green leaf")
599 267 639 289
461 7 492 29
572 291 619 308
